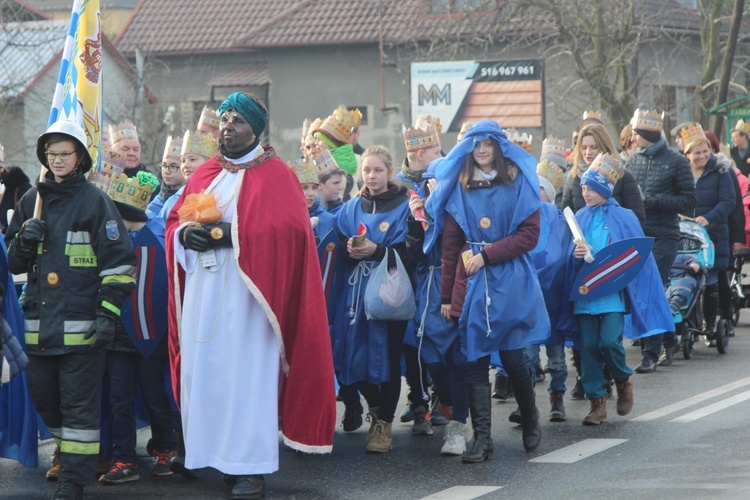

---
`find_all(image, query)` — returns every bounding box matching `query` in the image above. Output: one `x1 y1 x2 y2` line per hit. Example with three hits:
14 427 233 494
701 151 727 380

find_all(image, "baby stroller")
729 247 750 326
673 220 728 358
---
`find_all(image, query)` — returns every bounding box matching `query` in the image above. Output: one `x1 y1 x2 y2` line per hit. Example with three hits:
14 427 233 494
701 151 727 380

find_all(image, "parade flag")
47 0 103 169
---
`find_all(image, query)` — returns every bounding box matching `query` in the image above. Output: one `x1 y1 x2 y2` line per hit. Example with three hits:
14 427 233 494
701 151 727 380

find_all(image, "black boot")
492 373 513 401
231 475 265 500
461 384 493 463
511 376 542 451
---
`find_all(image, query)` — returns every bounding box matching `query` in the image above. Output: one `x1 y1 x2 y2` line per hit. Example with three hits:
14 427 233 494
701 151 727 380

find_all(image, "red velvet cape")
166 148 335 453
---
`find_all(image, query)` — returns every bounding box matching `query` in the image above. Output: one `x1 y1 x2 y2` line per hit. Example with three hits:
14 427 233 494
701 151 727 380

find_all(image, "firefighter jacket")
5 171 136 355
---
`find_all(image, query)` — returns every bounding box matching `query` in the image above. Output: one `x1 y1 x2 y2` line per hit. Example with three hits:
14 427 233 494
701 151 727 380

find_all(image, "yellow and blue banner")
48 0 103 169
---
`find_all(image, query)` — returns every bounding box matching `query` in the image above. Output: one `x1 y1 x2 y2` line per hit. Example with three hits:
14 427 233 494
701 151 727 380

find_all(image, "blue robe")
310 202 343 325
573 199 674 338
332 195 409 385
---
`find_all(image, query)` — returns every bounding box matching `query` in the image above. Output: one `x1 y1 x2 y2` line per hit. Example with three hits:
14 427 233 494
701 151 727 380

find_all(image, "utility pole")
711 0 745 138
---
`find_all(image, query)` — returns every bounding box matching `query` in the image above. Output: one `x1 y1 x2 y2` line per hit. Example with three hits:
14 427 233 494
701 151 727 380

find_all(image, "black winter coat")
693 155 735 271
731 146 750 177
0 167 32 232
561 165 646 224
625 139 697 240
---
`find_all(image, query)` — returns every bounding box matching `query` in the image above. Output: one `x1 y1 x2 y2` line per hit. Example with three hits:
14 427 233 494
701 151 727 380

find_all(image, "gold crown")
0 143 4 165
540 136 566 168
458 121 473 136
311 149 341 179
505 128 533 153
403 115 442 153
289 158 319 185
162 135 183 164
108 172 155 212
307 117 323 138
589 153 623 185
735 119 750 136
109 120 138 144
302 119 312 141
197 107 220 136
680 123 707 150
319 106 362 143
182 130 218 159
536 159 564 194
88 150 126 192
582 109 602 122
632 109 664 132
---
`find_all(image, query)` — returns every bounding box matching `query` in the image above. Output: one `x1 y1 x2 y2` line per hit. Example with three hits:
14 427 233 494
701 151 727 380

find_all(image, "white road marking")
420 486 503 499
670 390 750 423
529 438 628 463
631 376 750 421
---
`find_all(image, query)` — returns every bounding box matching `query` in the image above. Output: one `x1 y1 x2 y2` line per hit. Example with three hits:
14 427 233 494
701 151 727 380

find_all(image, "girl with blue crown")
333 145 411 454
424 120 550 462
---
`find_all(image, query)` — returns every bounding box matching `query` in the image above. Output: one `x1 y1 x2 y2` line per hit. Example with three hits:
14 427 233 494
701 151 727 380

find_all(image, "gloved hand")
202 222 232 248
643 196 659 209
179 224 211 252
84 313 117 350
17 219 46 252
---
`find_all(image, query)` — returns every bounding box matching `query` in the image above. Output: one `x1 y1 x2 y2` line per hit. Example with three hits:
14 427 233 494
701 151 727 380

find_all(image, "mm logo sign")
418 84 451 106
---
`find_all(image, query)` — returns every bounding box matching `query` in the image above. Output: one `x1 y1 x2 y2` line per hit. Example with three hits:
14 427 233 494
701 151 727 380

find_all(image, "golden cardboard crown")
632 109 664 132
307 117 323 138
680 123 707 150
197 106 220 136
319 106 362 143
311 149 341 179
88 150 126 192
301 118 312 141
107 172 156 212
403 115 442 153
582 109 602 122
505 128 533 153
735 119 750 136
541 136 566 167
458 121 474 136
536 159 564 193
109 120 138 144
182 130 218 159
589 153 623 185
162 135 183 164
289 158 319 185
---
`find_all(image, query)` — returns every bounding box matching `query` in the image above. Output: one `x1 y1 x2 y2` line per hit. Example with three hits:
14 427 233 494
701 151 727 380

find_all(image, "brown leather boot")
615 378 634 416
582 396 608 425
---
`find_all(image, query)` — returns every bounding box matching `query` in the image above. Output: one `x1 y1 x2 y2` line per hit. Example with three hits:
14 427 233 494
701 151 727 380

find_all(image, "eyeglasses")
161 163 180 172
45 151 76 162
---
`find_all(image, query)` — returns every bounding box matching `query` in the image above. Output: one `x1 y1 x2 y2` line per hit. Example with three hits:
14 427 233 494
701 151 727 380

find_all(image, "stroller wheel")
682 332 693 360
716 319 729 354
731 290 741 326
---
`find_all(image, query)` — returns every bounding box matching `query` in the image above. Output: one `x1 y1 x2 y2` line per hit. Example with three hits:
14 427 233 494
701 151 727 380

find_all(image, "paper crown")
311 149 341 180
632 109 664 132
458 121 474 136
289 158 319 185
582 109 603 122
89 150 126 192
162 135 183 164
182 130 218 159
589 152 623 185
540 136 566 169
107 172 157 213
307 117 323 138
735 119 750 136
505 128 533 153
537 159 564 194
0 143 4 165
301 119 312 141
319 106 362 143
109 120 138 144
403 115 442 153
680 123 707 150
197 106 220 136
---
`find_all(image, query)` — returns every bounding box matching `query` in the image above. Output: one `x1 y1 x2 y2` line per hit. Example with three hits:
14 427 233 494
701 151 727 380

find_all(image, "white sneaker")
441 420 473 456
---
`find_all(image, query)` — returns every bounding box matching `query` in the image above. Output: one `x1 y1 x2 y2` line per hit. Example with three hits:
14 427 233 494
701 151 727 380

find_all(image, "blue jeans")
544 343 567 394
107 351 176 463
578 313 633 399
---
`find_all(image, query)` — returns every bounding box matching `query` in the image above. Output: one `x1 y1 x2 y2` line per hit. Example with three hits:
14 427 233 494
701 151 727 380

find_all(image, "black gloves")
84 312 117 350
643 196 659 209
17 219 46 253
179 223 232 252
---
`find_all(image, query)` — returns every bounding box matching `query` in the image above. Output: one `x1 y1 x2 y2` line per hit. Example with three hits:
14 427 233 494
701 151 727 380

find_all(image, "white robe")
175 146 280 475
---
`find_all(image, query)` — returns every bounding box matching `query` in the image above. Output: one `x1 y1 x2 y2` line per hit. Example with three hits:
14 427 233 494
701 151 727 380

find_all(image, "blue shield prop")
570 237 654 301
317 228 346 324
121 223 168 359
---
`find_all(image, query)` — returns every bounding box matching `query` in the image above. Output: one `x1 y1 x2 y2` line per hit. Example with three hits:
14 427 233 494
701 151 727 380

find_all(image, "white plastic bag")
364 250 416 320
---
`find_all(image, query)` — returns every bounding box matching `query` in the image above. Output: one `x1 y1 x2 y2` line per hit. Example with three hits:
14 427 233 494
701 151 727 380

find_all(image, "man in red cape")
165 93 335 499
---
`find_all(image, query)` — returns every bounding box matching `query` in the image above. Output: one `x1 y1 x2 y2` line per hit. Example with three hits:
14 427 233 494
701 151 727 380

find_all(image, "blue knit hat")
580 153 622 199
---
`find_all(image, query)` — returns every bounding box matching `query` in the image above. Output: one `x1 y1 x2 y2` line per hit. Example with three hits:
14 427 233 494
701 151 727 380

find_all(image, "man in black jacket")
625 109 697 373
731 120 750 177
